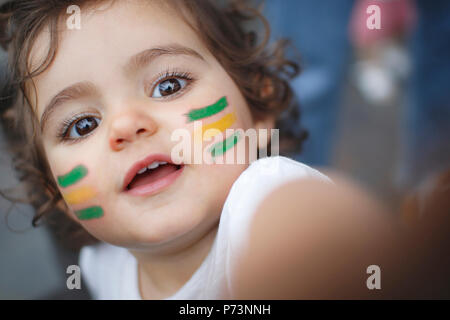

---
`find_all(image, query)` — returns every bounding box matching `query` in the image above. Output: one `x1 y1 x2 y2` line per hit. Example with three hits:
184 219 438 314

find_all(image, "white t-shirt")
79 156 330 299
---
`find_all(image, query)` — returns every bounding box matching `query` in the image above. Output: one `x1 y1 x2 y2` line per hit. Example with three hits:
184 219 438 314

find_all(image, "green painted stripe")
75 206 104 220
57 165 88 188
186 96 228 122
209 131 241 158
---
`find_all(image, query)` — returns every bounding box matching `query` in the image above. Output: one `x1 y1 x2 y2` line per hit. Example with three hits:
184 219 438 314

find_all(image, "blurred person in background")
264 0 355 167
397 0 450 192
350 0 415 106
266 0 450 195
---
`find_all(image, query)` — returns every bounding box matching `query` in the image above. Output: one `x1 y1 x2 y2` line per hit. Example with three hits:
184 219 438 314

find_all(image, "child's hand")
230 174 394 299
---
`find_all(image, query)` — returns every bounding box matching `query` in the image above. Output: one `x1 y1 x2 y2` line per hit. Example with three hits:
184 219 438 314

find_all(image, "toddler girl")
0 0 390 299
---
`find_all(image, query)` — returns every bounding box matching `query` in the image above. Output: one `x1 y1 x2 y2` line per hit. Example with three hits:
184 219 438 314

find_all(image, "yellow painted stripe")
196 112 236 141
64 186 97 205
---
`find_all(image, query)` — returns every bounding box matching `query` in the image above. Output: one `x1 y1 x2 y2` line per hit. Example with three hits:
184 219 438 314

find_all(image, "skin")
233 172 450 299
232 175 396 299
29 0 272 299
28 0 402 300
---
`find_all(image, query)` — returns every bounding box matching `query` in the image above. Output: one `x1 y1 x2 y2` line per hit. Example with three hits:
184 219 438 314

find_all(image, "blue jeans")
267 0 450 189
398 0 450 188
265 0 355 166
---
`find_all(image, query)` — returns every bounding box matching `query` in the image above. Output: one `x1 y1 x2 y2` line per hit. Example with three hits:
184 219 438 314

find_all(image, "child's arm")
230 174 395 299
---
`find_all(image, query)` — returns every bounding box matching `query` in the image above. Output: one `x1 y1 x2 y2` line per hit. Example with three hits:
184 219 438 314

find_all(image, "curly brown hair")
0 0 306 250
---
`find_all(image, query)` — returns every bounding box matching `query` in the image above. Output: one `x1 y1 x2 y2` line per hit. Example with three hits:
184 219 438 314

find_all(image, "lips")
122 154 184 196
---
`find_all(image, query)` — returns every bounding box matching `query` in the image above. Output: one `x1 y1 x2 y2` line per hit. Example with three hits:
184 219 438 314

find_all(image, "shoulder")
219 157 330 296
244 156 330 182
224 156 331 215
218 156 331 283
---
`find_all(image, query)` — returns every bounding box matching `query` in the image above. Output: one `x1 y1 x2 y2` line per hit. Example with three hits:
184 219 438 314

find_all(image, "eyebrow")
124 44 206 77
40 82 98 132
40 44 206 132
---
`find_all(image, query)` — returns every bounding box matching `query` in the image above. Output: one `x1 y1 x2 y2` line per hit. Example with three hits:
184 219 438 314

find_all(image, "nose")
109 110 158 151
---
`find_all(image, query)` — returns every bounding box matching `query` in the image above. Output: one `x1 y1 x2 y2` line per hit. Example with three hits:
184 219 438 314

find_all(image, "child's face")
29 0 272 249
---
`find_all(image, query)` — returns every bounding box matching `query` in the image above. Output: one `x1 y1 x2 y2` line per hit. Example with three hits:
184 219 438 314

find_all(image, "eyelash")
147 69 195 98
57 112 99 143
56 68 196 143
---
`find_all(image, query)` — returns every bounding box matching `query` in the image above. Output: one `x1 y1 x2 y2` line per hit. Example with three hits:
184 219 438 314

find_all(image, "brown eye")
152 78 186 98
70 116 100 138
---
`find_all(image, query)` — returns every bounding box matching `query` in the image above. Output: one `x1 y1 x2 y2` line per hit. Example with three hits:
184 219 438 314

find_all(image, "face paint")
196 112 236 141
75 206 104 220
209 131 241 158
185 96 228 122
57 165 88 188
64 186 97 205
57 165 103 220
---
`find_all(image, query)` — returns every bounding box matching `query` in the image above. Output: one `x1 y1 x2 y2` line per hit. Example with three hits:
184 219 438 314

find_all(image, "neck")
130 222 219 299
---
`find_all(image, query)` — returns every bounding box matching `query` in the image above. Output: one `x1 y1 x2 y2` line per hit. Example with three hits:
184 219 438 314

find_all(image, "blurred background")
1 0 449 299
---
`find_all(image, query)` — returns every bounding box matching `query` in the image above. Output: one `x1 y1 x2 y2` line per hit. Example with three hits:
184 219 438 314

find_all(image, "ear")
253 76 276 150
260 76 275 99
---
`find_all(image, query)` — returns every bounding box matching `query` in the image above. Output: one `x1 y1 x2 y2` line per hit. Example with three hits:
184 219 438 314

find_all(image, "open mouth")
123 154 184 196
127 162 182 189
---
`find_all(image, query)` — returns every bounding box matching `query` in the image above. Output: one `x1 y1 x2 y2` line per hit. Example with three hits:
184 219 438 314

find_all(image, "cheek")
201 162 247 208
173 95 252 164
55 164 105 221
231 96 254 131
